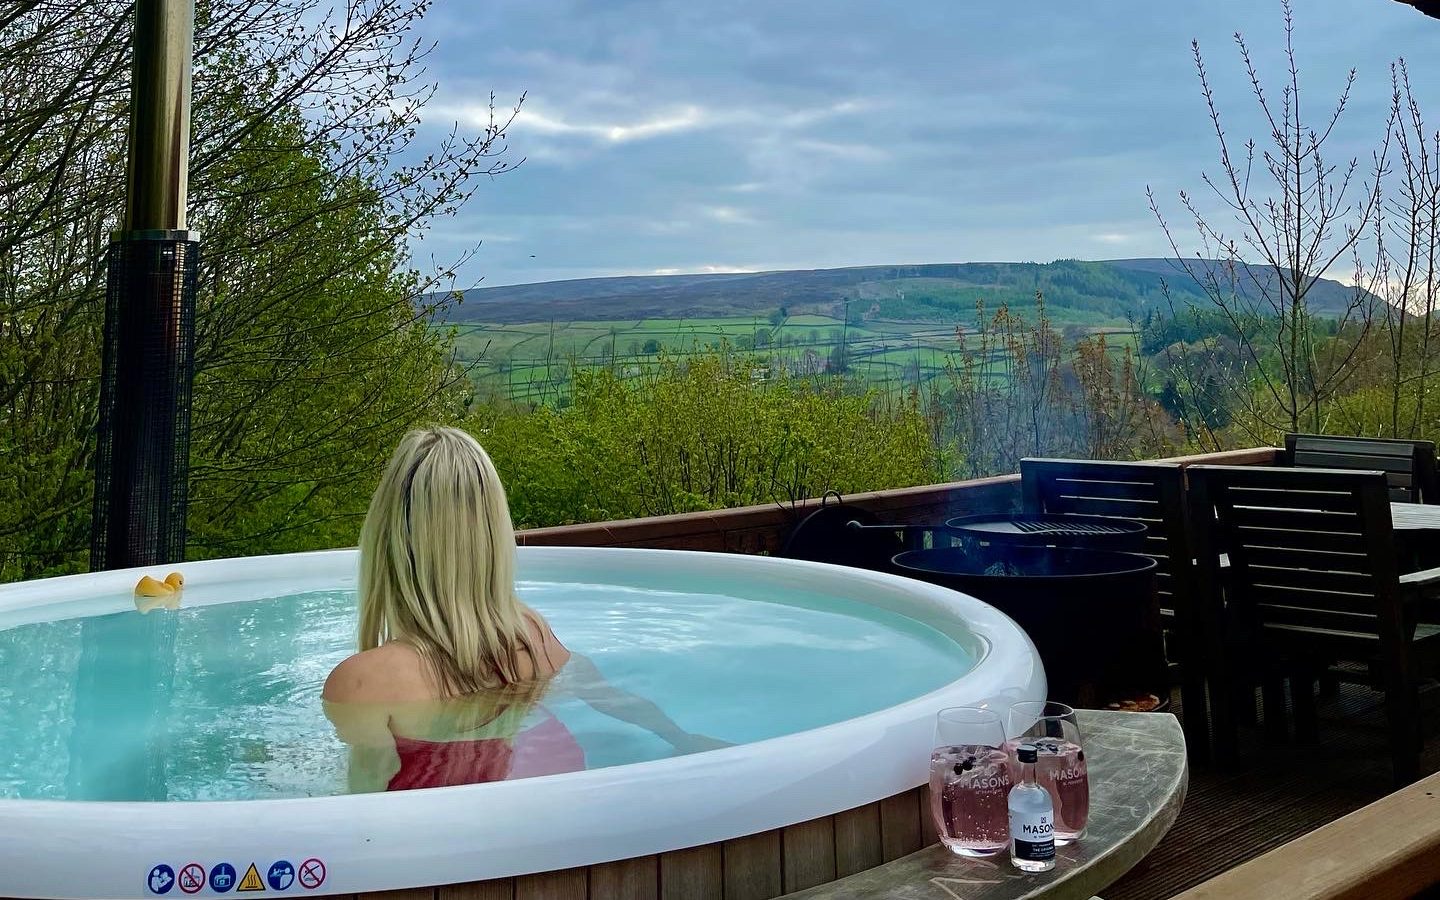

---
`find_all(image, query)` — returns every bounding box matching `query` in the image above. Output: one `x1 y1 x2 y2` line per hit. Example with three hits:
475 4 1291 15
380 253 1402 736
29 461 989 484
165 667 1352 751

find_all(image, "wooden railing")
516 447 1279 552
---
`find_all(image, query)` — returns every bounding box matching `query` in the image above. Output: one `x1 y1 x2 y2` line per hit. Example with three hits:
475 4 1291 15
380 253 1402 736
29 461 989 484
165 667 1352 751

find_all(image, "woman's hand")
564 653 735 754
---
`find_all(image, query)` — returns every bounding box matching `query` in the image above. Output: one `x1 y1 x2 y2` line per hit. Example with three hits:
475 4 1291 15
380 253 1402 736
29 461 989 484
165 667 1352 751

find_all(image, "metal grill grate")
1012 519 1131 535
90 234 199 570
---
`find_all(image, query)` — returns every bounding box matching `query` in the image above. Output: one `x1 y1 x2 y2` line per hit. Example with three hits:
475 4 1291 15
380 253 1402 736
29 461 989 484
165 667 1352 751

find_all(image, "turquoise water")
0 581 973 801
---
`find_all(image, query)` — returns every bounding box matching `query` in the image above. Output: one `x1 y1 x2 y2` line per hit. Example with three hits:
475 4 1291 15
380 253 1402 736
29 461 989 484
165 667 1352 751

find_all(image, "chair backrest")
1020 458 1193 612
1187 465 1402 642
1283 433 1438 504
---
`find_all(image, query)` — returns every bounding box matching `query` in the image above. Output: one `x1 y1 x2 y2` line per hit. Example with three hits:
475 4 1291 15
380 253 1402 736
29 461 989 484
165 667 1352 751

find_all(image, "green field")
450 309 1134 405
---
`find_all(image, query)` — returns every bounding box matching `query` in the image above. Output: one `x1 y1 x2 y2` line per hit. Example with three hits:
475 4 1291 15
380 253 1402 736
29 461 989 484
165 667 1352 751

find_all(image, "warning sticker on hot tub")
145 857 326 895
177 864 206 894
147 865 175 895
236 864 264 892
297 859 326 890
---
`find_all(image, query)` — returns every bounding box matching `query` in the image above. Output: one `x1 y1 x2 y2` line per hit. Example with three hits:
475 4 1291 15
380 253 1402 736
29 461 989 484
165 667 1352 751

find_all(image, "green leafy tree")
471 350 940 527
1 0 520 580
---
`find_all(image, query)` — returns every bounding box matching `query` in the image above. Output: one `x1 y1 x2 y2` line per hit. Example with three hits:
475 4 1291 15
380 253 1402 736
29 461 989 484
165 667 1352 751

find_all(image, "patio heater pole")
90 0 200 570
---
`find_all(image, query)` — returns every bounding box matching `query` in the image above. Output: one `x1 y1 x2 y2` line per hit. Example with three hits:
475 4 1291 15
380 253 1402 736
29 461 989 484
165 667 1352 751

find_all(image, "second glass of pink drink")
1007 700 1089 843
929 707 1012 856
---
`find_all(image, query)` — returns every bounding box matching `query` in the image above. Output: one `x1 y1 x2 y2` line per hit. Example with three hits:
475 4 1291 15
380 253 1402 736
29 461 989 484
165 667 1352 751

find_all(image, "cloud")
516 105 711 143
405 0 1435 288
788 139 888 162
641 219 694 235
698 205 758 225
435 95 873 152
650 265 758 276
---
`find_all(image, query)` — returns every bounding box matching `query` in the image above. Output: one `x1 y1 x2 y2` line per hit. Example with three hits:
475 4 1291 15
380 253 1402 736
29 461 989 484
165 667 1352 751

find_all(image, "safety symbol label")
237 863 265 893
148 864 175 895
297 859 326 891
210 863 238 893
266 861 294 892
178 864 206 895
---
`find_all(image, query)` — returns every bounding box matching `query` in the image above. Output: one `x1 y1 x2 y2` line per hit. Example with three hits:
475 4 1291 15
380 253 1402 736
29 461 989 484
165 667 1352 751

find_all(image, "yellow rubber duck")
134 572 184 613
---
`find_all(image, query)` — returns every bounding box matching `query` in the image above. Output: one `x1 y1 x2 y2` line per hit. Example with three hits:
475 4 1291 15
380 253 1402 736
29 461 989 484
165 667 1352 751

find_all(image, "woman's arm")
563 653 730 753
323 653 405 793
323 700 401 793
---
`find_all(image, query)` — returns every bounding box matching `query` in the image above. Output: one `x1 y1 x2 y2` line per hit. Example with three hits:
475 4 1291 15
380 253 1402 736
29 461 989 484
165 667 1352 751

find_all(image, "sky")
405 1 1440 289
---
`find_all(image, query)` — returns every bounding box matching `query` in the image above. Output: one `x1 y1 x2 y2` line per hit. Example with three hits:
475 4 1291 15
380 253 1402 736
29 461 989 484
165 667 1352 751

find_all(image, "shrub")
469 350 941 527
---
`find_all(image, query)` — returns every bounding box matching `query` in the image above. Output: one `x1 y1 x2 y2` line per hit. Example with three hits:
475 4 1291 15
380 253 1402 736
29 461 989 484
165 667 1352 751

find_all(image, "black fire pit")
891 545 1165 709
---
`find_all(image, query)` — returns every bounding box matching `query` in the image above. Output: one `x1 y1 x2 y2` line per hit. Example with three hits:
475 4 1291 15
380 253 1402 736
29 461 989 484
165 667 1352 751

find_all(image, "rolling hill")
438 258 1373 326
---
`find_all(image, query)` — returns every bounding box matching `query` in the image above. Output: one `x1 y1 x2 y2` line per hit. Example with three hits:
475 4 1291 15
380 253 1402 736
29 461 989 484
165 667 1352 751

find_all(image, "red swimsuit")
386 710 585 791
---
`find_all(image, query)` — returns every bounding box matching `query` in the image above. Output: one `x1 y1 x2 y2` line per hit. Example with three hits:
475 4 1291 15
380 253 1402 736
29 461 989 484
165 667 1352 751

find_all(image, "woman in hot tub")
324 426 724 792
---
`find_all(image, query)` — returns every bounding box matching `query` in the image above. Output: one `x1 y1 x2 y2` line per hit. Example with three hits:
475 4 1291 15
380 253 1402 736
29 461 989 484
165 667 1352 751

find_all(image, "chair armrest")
1401 566 1440 589
1401 566 1440 604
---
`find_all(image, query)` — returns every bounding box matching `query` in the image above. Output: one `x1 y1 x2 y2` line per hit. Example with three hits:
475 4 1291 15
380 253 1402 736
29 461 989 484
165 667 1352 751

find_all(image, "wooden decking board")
1112 790 1374 900
1153 753 1357 844
1106 680 1440 899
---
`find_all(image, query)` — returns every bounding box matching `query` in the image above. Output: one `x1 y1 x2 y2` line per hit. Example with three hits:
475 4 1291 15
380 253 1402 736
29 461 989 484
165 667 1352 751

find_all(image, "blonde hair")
358 427 537 696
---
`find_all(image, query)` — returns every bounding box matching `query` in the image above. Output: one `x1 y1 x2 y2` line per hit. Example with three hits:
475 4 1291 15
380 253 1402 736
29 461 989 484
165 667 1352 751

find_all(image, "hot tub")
0 547 1044 899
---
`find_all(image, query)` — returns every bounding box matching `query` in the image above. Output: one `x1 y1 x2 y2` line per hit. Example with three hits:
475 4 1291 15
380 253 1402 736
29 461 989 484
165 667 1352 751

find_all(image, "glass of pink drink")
929 707 1012 857
1006 700 1089 843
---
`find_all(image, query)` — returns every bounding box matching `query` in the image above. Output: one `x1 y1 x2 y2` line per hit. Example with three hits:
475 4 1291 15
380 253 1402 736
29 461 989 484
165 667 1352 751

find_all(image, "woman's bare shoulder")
323 643 432 703
521 605 571 676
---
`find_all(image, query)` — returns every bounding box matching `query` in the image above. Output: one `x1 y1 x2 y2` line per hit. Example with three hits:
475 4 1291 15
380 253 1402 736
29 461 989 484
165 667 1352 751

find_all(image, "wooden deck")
510 445 1428 899
1106 680 1440 899
343 687 1432 900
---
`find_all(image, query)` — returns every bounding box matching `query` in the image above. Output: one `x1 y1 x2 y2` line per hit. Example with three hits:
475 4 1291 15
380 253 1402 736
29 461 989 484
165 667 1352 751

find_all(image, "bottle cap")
1016 743 1038 764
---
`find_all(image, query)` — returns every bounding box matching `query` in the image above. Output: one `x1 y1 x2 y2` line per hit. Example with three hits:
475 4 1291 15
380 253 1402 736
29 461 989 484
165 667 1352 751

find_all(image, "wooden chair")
1019 458 1207 756
1283 433 1439 504
1188 464 1440 785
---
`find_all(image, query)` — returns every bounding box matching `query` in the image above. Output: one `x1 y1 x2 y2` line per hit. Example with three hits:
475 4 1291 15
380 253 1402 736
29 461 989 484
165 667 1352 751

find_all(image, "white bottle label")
1012 810 1055 861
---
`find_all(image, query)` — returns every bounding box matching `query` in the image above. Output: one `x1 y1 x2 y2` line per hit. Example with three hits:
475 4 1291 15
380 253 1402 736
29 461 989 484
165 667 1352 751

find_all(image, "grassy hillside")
443 258 1369 405
438 258 1370 326
452 314 974 405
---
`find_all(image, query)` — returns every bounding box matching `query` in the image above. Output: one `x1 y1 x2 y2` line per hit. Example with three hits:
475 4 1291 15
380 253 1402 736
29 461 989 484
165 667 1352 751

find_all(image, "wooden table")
779 710 1188 900
1391 502 1440 532
1391 502 1440 570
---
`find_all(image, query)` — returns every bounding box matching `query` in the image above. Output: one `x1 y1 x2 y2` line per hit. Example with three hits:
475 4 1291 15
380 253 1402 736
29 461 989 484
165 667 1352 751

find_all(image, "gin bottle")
1008 743 1056 872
